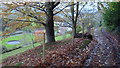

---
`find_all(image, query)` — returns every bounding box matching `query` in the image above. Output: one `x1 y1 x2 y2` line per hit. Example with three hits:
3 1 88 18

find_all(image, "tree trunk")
71 2 76 37
71 2 79 37
45 2 55 43
72 22 76 37
45 15 55 43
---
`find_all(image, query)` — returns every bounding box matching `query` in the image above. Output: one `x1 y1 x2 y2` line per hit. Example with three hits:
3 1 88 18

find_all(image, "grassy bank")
1 34 34 49
0 33 72 63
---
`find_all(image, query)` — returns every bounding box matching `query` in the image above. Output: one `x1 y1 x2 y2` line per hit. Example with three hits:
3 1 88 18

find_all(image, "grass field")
0 33 72 63
1 33 35 50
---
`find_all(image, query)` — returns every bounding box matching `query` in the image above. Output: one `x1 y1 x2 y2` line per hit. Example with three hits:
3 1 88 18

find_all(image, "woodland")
0 1 120 67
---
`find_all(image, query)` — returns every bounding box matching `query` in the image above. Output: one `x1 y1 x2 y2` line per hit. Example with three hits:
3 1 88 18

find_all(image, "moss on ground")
79 39 91 49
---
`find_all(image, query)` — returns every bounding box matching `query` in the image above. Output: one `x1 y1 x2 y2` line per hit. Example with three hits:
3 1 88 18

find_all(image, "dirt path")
84 28 120 66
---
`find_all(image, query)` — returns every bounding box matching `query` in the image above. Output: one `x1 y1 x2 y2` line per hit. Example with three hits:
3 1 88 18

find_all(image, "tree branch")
99 2 106 9
59 25 72 28
53 2 60 9
79 2 87 19
8 2 42 21
78 2 87 15
54 3 77 15
5 18 46 26
28 5 47 15
75 2 79 23
63 13 72 21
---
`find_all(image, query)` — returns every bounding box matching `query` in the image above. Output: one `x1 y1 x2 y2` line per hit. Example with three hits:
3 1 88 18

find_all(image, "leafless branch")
54 3 77 15
78 2 87 15
28 5 47 14
53 2 60 9
75 2 79 23
79 2 87 18
59 25 72 28
63 12 72 21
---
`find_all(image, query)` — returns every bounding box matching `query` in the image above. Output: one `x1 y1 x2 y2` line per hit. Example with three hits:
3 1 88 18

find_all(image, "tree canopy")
103 2 120 34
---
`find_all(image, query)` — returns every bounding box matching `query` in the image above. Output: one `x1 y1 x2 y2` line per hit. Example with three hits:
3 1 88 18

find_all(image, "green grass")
0 43 40 63
1 33 35 50
15 62 23 66
55 34 71 40
1 33 71 49
98 27 103 31
0 32 2 35
0 33 72 63
79 39 91 49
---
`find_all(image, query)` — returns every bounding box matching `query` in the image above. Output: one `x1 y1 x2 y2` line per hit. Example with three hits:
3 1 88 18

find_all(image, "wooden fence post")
42 33 45 63
72 30 74 46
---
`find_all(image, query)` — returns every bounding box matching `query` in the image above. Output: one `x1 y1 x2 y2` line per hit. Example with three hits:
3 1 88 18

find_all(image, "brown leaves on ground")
36 39 96 67
2 38 96 67
2 45 43 66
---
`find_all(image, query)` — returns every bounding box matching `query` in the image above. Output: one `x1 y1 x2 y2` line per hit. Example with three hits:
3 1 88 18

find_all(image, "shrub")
103 2 120 34
76 25 82 33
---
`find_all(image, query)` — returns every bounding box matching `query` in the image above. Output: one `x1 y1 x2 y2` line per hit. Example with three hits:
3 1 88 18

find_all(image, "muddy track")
101 29 120 66
84 28 120 66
